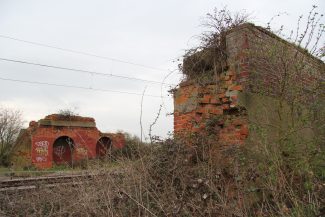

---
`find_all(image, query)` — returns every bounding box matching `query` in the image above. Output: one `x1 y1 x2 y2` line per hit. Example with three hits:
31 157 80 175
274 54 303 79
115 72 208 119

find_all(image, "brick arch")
96 136 112 157
52 136 75 165
25 114 125 169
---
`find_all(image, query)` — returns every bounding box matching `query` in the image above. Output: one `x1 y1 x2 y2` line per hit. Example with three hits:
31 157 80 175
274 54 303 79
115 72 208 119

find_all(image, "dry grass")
0 134 324 216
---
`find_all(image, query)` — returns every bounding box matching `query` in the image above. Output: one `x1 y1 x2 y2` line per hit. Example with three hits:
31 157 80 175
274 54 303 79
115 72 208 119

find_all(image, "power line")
0 57 175 86
0 34 168 72
0 76 169 98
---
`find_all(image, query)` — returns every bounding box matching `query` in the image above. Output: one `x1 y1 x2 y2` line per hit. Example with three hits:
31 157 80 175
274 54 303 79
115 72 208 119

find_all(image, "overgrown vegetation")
243 6 325 215
0 107 23 166
113 132 151 160
1 6 324 217
181 7 249 83
57 109 77 116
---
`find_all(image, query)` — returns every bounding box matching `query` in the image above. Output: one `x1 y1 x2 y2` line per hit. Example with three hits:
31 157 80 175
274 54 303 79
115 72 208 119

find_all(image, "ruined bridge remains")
11 114 125 169
173 23 324 152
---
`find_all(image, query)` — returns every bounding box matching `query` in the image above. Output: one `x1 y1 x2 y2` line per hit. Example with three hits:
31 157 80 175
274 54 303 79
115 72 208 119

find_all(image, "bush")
113 132 151 160
0 107 23 166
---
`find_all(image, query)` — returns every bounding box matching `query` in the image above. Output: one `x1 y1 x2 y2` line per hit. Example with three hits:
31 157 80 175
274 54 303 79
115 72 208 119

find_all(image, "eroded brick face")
173 25 252 146
174 23 324 148
14 114 125 169
174 69 249 146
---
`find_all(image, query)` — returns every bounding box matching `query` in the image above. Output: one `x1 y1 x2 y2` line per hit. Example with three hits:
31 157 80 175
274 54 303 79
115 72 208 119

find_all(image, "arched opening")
53 136 75 165
96 137 112 158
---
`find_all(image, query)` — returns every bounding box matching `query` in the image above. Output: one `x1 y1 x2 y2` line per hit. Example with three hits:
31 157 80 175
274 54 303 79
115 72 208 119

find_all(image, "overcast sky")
0 0 323 139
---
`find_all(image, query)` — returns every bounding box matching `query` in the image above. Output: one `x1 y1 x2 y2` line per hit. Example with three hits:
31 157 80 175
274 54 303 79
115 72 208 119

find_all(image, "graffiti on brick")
54 146 66 159
35 141 49 156
36 156 47 162
34 140 49 163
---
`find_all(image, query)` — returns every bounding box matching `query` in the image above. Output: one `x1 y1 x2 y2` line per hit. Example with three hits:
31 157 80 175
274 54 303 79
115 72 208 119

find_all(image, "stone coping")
38 119 96 128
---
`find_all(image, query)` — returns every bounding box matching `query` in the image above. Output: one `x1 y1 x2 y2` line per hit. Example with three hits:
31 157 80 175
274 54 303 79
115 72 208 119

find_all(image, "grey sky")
0 0 323 139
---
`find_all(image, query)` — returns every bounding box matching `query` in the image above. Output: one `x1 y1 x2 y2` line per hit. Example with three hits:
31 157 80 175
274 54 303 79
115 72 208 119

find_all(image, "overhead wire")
0 34 178 98
0 57 175 86
0 34 168 72
0 76 169 98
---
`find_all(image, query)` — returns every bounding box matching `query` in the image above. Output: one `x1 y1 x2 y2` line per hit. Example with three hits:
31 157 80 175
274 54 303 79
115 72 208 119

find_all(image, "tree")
0 107 24 166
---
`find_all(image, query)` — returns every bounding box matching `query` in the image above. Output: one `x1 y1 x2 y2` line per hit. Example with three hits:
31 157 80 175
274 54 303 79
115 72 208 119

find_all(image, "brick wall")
174 69 249 147
174 23 324 147
12 114 125 169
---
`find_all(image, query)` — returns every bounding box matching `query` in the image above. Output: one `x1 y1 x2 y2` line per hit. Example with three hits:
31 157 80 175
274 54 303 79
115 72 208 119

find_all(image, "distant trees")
0 107 23 166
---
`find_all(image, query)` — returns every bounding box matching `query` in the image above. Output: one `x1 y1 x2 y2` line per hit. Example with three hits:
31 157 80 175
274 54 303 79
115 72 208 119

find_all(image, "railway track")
0 173 98 192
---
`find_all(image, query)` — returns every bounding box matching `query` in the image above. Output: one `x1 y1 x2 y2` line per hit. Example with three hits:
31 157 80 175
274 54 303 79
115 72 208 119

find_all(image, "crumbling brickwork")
174 23 324 148
174 75 248 146
11 114 125 169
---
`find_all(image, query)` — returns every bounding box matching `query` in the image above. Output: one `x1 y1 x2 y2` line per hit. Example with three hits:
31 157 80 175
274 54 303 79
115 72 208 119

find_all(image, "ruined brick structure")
174 23 324 148
174 80 248 146
11 114 125 169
